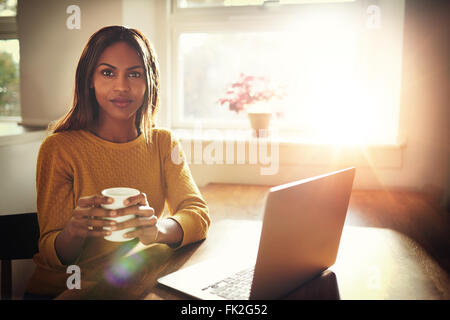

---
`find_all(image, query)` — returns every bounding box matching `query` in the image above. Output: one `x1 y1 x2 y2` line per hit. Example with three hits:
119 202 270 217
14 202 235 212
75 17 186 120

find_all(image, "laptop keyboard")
202 267 255 300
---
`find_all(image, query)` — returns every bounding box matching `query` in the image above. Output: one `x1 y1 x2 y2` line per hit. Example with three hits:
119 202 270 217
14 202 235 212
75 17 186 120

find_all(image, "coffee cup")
101 187 140 242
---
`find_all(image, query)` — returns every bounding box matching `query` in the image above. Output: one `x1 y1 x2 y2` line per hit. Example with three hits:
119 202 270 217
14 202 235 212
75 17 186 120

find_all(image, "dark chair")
0 212 39 300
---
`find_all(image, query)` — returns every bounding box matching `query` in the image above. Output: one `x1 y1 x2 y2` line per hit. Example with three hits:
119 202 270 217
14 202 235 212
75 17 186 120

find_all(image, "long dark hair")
49 25 160 143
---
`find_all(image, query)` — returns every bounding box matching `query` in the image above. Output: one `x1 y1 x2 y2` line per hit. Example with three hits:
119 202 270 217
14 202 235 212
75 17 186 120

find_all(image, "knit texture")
26 128 210 296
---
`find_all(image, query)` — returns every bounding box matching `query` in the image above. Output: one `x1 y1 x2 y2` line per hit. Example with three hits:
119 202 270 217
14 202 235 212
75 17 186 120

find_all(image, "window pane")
177 0 354 8
179 22 360 122
0 39 20 117
177 2 403 144
178 16 400 144
0 0 17 17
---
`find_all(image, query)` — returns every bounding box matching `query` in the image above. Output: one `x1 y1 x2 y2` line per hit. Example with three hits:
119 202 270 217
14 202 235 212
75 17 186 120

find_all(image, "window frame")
167 0 405 146
170 0 363 130
171 18 297 130
0 16 17 39
0 12 20 121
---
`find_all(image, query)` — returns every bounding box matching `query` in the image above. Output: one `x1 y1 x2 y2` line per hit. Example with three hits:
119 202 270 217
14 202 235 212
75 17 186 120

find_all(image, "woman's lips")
110 98 132 108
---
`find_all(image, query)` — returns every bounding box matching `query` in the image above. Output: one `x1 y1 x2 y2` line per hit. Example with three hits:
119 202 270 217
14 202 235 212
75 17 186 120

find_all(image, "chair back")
0 212 39 260
0 212 39 300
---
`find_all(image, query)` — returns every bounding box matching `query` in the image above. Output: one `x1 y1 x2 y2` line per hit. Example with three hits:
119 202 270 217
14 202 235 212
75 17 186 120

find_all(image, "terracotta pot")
247 112 272 137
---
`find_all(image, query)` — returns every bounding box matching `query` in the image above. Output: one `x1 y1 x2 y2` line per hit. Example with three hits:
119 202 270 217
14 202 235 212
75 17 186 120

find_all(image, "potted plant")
218 73 286 137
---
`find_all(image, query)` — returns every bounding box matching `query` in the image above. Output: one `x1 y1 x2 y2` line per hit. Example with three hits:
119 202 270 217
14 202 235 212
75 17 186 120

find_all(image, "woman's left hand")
111 192 160 245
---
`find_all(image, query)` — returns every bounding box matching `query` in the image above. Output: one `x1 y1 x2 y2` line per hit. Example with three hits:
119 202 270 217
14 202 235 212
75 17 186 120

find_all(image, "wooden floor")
199 184 450 274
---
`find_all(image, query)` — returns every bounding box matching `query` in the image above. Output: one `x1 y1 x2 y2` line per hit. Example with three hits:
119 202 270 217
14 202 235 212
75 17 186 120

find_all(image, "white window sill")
174 129 406 169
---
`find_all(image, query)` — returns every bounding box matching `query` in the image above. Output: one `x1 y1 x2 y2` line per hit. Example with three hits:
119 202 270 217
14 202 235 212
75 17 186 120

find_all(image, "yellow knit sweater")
26 128 210 296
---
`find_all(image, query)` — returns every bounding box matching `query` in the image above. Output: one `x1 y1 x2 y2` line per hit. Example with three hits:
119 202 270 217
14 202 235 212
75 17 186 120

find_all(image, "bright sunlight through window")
174 1 404 145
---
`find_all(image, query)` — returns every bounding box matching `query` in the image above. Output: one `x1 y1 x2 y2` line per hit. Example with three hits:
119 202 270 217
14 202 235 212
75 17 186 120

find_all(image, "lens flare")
105 253 145 286
103 240 146 287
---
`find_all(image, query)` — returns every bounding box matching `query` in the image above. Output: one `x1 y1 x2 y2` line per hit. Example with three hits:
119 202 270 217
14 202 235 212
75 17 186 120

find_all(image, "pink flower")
218 73 286 114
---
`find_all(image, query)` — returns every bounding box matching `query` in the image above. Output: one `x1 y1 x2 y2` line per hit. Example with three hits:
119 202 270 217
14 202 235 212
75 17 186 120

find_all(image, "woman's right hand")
56 194 119 265
66 194 118 239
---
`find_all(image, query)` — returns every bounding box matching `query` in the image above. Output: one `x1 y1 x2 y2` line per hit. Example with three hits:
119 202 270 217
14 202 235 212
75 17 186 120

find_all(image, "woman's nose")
113 75 130 91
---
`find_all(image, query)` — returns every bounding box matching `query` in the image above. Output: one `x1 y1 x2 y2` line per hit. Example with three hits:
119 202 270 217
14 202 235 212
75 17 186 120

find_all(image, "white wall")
0 138 42 215
17 0 162 127
0 135 43 299
18 0 122 126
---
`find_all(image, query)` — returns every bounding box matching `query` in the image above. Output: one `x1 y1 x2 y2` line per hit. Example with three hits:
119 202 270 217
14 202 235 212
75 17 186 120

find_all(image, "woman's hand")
66 194 118 239
115 193 184 246
56 194 117 265
56 193 184 265
107 193 158 245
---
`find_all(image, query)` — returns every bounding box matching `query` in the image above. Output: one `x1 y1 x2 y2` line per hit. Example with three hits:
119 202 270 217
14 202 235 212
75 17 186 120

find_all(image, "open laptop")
157 167 356 300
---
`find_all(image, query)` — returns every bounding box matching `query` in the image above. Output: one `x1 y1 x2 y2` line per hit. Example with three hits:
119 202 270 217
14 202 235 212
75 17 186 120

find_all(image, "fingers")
78 216 117 228
113 214 157 231
123 192 149 207
71 193 154 239
113 204 155 218
73 206 117 219
76 193 152 218
77 194 112 208
123 223 159 245
70 217 113 238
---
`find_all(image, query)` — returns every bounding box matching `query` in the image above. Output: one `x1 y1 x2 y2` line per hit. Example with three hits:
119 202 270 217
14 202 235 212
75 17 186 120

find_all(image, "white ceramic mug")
101 187 140 242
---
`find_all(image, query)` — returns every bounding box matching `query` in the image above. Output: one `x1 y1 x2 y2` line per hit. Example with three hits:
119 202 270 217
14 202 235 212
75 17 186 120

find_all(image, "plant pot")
247 112 272 138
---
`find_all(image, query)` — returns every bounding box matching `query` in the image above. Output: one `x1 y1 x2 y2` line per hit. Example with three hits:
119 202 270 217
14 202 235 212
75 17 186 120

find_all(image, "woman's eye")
101 69 114 77
129 72 141 78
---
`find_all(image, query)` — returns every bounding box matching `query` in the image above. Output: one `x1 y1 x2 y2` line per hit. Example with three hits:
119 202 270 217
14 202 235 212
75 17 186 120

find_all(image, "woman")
24 26 210 299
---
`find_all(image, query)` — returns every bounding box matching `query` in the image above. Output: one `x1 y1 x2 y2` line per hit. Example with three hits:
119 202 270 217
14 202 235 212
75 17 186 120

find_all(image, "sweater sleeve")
160 130 211 248
35 135 74 269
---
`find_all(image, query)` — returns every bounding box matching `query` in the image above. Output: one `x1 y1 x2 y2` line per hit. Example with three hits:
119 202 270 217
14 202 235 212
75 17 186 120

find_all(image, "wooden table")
57 184 450 300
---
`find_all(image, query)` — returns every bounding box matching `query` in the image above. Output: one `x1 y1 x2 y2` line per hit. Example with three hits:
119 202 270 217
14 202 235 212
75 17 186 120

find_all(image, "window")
0 0 20 119
177 0 355 8
171 0 405 145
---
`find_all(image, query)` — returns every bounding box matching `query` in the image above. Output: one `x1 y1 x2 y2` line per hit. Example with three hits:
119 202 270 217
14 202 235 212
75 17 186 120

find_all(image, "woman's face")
91 41 147 124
